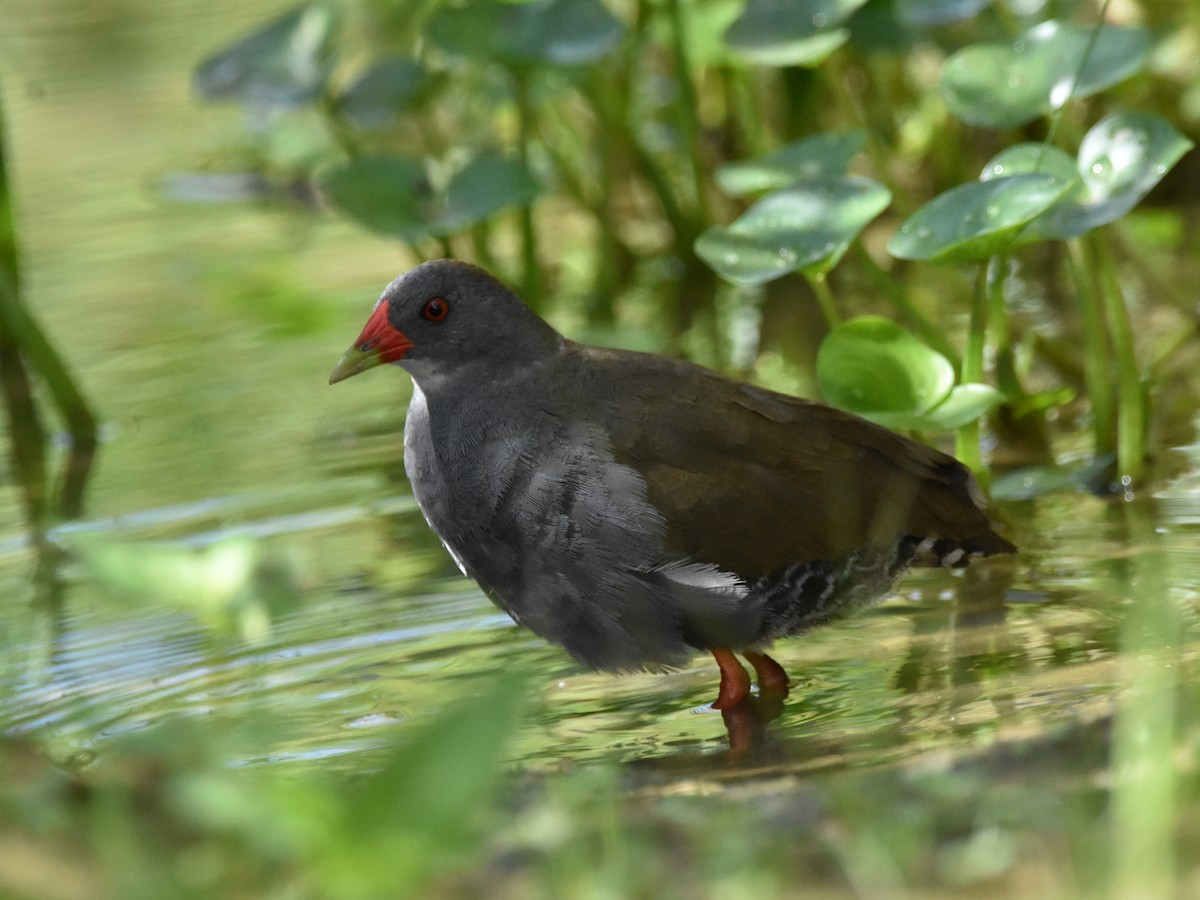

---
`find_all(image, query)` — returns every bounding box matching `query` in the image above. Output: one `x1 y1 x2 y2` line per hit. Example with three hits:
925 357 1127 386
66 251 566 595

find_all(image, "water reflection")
2 0 1198 781
4 481 1191 777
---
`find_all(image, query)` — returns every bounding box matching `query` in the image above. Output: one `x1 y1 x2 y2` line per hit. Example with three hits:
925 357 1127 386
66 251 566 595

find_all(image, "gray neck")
402 335 566 403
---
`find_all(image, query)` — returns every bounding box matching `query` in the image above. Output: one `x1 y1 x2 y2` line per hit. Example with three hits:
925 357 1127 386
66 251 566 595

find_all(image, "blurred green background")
2 0 1200 897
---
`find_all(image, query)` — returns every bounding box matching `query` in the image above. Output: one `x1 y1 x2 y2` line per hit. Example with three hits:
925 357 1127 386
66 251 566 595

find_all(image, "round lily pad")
336 58 434 130
919 383 1005 431
696 176 890 284
938 21 1151 128
320 153 539 243
887 174 1071 263
981 143 1078 183
715 130 869 197
724 0 868 66
1031 111 1195 239
816 317 954 422
818 318 1003 431
194 3 340 108
320 156 430 243
429 0 623 68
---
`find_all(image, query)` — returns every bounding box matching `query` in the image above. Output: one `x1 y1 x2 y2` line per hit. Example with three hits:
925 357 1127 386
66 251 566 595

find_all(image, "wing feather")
575 346 1009 578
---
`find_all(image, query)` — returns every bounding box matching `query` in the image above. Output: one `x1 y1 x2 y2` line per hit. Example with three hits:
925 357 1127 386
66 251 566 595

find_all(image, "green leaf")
939 21 1151 128
816 317 954 422
715 130 869 196
1031 111 1195 239
327 672 527 894
920 383 1005 430
724 0 868 66
335 57 435 130
981 143 1079 183
320 154 539 243
696 176 890 284
348 671 525 837
990 457 1113 499
67 536 299 644
319 156 431 243
431 152 541 236
194 2 340 107
887 174 1071 263
1007 385 1076 419
429 0 623 68
895 0 991 28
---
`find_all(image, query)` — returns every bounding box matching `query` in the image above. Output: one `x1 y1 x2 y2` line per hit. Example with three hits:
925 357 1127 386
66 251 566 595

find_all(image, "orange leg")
744 650 790 697
711 648 751 709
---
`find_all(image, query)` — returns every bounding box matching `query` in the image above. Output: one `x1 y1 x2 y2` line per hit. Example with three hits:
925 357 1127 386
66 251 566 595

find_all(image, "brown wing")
581 347 1011 578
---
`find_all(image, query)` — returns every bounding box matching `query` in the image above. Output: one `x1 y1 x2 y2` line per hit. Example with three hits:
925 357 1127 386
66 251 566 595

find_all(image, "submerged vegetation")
2 0 1199 897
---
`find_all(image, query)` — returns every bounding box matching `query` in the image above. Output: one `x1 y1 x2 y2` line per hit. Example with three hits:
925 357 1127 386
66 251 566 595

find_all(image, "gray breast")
402 386 759 672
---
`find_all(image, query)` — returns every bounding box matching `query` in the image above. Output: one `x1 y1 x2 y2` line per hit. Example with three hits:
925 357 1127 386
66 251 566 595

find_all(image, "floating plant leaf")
432 152 541 236
696 176 890 284
887 174 1071 263
939 21 1151 128
724 0 869 66
895 0 992 27
715 130 869 196
336 57 434 130
919 383 1005 431
818 318 1003 430
981 143 1079 183
319 156 430 243
990 456 1115 500
320 153 539 243
429 0 623 67
816 317 954 426
194 2 340 107
1030 111 1194 239
68 536 299 644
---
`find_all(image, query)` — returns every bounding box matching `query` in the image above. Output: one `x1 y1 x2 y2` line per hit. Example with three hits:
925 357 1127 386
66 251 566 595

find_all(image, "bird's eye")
421 297 450 322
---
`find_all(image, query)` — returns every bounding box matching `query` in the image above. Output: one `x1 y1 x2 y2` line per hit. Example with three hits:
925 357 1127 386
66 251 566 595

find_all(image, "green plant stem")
805 274 841 329
1148 321 1199 377
665 0 708 220
987 256 1022 399
511 68 541 303
955 265 990 480
723 66 768 160
592 90 621 324
468 224 499 275
1067 239 1114 461
539 80 627 321
1088 231 1145 486
0 321 47 535
0 276 97 450
0 109 95 452
584 76 692 248
823 57 891 195
318 92 362 159
0 85 97 529
852 243 959 368
1043 0 1112 151
985 258 1009 352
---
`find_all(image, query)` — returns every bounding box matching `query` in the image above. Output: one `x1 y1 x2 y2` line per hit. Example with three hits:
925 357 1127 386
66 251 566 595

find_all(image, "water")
2 454 1195 770
2 0 1199 783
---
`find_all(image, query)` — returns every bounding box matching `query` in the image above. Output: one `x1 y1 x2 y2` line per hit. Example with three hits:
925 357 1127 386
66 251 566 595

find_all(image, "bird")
329 259 1015 710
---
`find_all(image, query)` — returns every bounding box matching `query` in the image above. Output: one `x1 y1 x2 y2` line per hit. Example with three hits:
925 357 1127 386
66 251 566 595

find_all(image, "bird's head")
329 259 560 386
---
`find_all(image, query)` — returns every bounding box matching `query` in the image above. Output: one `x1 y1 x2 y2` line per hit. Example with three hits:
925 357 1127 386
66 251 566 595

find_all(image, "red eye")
421 297 449 322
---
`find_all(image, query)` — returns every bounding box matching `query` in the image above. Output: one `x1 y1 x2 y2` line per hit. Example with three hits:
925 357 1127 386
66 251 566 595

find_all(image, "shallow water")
2 462 1196 774
2 0 1199 786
